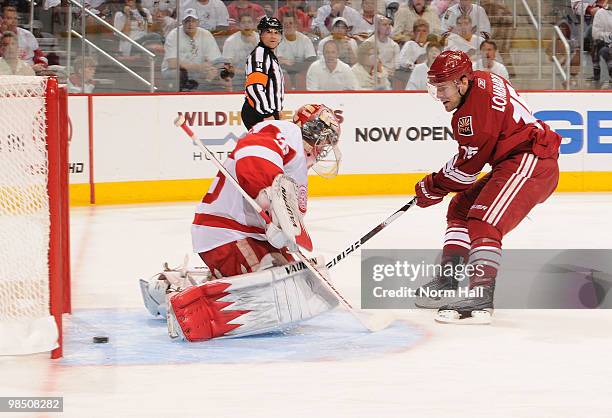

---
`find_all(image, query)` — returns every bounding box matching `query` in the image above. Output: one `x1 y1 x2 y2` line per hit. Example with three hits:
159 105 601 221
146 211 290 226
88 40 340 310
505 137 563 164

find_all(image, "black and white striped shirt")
244 43 284 117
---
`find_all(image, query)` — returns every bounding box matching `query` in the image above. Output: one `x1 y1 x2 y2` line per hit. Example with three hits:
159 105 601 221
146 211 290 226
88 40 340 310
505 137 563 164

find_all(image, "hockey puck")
93 336 109 344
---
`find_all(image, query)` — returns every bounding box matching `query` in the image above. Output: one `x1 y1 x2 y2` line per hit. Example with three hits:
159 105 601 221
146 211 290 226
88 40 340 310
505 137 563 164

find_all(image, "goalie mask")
293 104 342 179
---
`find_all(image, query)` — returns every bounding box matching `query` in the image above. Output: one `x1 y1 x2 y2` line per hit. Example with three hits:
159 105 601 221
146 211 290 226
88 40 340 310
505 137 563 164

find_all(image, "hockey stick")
174 116 393 332
326 197 418 269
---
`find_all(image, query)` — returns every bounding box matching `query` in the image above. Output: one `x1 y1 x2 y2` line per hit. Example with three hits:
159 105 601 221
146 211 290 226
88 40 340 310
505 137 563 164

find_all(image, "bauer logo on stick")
457 116 474 136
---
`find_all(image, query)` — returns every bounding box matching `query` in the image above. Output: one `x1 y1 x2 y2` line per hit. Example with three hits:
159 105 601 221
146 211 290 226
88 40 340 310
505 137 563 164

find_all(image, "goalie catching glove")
257 174 313 252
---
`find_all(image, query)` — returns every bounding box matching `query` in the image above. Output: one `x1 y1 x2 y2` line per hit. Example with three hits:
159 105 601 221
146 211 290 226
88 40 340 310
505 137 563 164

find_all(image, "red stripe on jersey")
283 145 296 166
193 213 266 234
236 157 283 198
233 125 284 157
232 127 287 198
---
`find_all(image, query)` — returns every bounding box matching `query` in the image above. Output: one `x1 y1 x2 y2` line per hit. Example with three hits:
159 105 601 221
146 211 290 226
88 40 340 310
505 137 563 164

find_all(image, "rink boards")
67 91 612 205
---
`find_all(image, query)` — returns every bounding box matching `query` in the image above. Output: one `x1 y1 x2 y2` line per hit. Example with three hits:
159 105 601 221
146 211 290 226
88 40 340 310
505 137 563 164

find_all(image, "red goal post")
0 76 71 359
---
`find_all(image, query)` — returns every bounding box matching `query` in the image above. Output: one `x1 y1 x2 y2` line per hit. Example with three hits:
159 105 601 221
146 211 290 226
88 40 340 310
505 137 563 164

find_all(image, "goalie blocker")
167 259 338 341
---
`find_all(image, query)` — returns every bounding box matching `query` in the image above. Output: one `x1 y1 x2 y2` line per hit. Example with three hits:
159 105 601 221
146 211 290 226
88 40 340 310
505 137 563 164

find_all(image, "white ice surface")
1 193 611 418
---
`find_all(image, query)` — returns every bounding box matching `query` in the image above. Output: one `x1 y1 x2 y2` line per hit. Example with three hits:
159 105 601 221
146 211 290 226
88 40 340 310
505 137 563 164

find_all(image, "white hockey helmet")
293 104 342 179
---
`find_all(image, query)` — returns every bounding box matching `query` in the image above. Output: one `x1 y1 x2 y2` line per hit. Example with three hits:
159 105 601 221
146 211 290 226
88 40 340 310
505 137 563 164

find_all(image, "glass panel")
9 0 610 92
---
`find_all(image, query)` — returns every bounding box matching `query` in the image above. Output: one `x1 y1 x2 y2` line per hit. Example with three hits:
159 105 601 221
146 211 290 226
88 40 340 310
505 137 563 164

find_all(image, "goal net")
0 76 70 358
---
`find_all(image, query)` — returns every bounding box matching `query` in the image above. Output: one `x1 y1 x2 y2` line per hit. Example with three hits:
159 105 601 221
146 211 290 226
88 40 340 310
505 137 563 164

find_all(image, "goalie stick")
174 115 393 332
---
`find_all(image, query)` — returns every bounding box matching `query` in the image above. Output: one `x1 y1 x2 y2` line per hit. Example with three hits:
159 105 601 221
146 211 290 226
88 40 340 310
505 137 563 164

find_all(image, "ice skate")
414 275 462 309
435 285 494 325
415 256 464 309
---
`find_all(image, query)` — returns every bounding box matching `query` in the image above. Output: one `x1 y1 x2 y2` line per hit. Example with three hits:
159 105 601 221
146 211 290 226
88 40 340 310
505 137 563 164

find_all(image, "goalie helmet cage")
0 76 71 359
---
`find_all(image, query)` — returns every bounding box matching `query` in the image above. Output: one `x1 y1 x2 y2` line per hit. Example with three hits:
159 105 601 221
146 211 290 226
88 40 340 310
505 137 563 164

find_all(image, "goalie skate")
139 258 211 318
435 286 494 325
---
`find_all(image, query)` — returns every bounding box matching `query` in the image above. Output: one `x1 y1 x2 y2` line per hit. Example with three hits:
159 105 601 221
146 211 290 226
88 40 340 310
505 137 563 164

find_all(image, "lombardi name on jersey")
490 73 508 112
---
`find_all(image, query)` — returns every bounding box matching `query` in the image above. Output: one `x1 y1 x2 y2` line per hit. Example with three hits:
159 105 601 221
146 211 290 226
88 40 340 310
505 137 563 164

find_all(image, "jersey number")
508 85 537 125
274 133 289 156
202 173 226 204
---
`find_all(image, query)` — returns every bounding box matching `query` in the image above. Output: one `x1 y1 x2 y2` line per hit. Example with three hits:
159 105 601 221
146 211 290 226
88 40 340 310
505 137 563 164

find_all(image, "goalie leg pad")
168 260 338 342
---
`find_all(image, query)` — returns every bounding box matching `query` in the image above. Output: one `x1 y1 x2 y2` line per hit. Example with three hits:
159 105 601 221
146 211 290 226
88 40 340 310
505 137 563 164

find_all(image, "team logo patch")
478 79 486 89
298 185 307 213
457 116 474 136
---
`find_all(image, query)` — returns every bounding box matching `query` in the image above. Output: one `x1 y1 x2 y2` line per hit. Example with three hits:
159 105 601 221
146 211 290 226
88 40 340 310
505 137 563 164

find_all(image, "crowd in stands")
0 0 611 91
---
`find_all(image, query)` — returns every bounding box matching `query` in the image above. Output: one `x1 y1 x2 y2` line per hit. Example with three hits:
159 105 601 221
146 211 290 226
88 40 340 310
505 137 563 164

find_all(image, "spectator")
227 0 266 32
142 0 176 14
353 0 377 39
473 39 509 80
67 56 97 93
430 0 457 17
307 40 359 90
398 18 430 70
312 0 362 37
0 31 34 75
276 12 316 85
405 40 441 89
0 6 46 67
276 0 312 34
441 0 490 39
572 0 606 17
181 0 229 33
113 0 153 56
352 41 391 89
593 0 612 87
444 14 484 59
200 57 236 91
223 14 259 67
317 17 358 65
161 9 221 90
151 7 177 38
362 14 399 76
391 0 441 43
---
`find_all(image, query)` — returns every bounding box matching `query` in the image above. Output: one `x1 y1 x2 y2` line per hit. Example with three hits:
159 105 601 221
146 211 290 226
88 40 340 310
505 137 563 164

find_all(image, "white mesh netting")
0 76 58 355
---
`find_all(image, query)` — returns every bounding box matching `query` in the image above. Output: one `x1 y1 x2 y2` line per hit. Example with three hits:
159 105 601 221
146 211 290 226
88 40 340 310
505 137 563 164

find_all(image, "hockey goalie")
140 104 343 341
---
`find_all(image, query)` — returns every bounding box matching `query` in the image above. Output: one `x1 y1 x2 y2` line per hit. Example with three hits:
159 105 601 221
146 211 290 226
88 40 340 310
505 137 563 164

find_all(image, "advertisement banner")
68 91 612 185
67 96 90 185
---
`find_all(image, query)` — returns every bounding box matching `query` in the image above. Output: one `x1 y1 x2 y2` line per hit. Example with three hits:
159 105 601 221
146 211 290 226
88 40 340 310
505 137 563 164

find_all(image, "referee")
241 17 285 130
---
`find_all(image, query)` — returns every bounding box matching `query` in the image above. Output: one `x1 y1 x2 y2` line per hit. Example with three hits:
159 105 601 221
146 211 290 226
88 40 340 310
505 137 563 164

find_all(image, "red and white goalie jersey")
435 70 560 193
192 120 308 253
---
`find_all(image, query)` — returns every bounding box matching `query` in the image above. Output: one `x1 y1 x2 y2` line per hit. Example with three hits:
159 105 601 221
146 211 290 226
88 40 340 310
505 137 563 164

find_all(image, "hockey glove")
265 222 298 252
259 174 313 252
415 173 447 208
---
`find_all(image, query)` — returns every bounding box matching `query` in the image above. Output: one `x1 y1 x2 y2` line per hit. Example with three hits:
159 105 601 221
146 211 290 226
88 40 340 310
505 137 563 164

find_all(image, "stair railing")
513 0 542 79
551 24 571 90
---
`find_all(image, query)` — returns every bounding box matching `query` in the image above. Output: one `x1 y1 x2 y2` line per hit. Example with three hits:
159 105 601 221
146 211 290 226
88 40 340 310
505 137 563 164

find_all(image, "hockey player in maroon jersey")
414 50 561 324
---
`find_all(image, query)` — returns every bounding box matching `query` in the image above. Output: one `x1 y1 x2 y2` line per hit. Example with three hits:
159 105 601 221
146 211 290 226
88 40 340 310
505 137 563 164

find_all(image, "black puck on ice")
93 336 109 344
